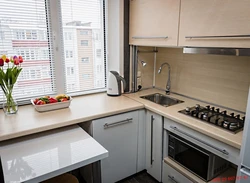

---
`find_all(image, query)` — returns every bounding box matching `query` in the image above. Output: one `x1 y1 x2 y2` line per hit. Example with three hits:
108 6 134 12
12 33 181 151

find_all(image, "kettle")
107 71 126 96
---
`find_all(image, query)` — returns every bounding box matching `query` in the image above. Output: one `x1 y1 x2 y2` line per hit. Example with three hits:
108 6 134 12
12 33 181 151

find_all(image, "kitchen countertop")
0 93 144 142
124 88 243 149
0 89 243 149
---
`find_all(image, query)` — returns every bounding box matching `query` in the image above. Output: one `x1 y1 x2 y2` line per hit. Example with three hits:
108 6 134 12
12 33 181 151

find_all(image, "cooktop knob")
230 113 234 117
222 110 227 115
185 107 190 113
242 116 245 122
236 114 240 119
211 107 215 111
195 104 200 109
216 108 220 113
206 105 210 110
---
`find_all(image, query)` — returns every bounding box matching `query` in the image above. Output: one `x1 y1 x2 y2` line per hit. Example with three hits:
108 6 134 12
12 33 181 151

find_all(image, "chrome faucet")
158 62 171 95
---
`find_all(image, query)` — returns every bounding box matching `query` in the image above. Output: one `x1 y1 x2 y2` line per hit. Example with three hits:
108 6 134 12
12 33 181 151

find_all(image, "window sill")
0 92 144 142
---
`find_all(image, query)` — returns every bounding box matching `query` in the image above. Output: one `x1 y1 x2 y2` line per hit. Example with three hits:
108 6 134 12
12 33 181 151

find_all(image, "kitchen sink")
140 93 184 107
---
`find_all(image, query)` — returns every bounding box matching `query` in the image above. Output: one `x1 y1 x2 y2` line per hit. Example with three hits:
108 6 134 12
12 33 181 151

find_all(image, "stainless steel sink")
140 93 184 107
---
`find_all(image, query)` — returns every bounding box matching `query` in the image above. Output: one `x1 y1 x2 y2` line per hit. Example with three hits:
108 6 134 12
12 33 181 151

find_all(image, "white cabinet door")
146 110 163 182
163 162 193 183
92 111 139 183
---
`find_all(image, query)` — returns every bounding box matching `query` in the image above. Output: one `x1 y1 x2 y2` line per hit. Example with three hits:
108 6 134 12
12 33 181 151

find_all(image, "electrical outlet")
137 77 142 85
137 71 141 77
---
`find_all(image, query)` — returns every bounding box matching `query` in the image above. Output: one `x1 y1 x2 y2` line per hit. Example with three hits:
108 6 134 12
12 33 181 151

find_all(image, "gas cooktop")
179 104 245 133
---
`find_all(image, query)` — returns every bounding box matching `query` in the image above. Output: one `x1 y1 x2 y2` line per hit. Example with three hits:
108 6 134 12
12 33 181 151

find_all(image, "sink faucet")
158 62 171 95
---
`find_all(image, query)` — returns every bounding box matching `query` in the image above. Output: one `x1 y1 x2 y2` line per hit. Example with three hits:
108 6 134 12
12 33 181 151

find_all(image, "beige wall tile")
155 47 250 112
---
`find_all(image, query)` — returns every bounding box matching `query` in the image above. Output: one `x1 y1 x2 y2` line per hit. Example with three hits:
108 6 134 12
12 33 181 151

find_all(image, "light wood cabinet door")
129 0 180 47
179 0 250 48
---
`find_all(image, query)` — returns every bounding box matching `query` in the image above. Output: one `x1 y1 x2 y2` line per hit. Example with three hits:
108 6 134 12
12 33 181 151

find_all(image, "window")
0 0 56 101
80 30 88 35
69 51 73 58
15 30 25 40
81 40 88 46
97 65 102 73
67 67 74 76
82 74 91 79
96 49 101 57
81 57 89 63
65 50 69 58
0 0 106 103
65 50 73 58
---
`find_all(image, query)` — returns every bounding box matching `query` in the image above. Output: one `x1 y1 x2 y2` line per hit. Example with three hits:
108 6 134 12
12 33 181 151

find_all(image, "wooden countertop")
124 88 243 149
0 89 243 149
0 93 144 142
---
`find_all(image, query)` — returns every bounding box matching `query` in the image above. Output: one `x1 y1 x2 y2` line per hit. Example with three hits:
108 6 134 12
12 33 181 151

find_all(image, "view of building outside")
61 0 105 93
0 0 55 98
0 0 105 99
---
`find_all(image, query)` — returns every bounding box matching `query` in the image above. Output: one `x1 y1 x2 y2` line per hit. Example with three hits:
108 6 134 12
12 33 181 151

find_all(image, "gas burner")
179 104 245 133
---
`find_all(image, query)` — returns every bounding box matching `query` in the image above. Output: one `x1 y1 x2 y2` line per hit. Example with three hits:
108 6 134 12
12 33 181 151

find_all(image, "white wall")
107 0 124 76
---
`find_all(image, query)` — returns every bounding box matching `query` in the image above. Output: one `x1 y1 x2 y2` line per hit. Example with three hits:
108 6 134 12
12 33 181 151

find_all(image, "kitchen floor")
117 171 159 183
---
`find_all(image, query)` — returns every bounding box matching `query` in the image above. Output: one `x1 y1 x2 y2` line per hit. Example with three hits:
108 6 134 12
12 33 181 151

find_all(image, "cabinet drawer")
163 162 192 183
164 118 240 165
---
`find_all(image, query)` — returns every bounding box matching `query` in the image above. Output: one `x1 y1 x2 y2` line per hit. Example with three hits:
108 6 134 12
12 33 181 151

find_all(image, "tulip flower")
5 58 10 63
14 59 19 65
0 58 4 66
1 55 6 62
10 56 13 63
19 56 23 63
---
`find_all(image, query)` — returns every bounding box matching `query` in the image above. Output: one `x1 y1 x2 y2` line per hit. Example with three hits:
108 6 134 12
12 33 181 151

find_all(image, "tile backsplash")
138 46 250 112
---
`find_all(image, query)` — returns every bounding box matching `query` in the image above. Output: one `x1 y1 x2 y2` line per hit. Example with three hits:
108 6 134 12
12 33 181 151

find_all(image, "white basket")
31 97 72 112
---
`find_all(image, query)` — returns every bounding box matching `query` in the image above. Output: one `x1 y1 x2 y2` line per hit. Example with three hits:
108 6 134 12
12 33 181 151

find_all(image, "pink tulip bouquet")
0 55 23 114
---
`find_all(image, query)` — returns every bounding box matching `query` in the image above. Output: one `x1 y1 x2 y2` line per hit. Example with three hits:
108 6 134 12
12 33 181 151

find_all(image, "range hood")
183 47 250 56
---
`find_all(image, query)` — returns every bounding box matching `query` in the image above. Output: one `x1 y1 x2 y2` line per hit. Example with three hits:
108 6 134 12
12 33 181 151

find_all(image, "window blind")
0 0 56 102
59 0 106 94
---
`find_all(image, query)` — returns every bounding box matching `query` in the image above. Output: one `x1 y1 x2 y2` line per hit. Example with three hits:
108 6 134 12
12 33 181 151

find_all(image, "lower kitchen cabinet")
163 162 192 183
92 110 139 183
146 110 163 182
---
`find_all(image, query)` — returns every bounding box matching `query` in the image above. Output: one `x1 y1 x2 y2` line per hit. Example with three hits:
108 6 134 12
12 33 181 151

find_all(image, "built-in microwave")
168 132 229 181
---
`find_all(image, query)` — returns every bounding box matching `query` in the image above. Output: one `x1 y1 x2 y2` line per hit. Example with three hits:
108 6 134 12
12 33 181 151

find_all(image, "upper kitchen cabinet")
129 0 180 47
179 0 250 48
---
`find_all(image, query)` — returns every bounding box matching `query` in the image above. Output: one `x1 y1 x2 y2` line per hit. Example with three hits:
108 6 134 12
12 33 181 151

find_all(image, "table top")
0 125 108 183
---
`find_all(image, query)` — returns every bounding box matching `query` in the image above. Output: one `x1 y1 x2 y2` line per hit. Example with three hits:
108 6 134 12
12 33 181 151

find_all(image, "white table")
0 125 108 183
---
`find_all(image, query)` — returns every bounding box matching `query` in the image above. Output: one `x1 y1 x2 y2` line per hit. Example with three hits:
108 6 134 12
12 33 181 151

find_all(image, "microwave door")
170 134 211 181
240 87 250 169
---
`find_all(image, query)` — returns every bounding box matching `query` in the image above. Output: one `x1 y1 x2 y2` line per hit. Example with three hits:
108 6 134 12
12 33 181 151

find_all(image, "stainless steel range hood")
183 47 250 56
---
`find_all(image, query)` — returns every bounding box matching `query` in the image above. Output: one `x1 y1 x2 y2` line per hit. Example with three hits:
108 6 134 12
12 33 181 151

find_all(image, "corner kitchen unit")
0 0 250 183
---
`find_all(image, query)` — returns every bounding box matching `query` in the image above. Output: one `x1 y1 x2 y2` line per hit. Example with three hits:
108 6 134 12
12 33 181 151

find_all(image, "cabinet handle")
170 126 229 155
150 115 155 165
185 35 250 39
168 175 179 183
132 36 168 39
103 118 133 129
